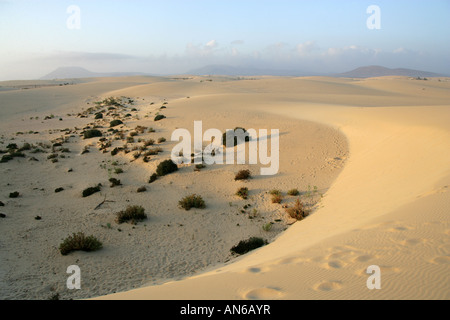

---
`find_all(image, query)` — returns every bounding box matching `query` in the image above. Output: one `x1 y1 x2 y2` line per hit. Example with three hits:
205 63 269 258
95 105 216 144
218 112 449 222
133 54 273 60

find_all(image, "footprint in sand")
313 281 343 292
244 287 284 300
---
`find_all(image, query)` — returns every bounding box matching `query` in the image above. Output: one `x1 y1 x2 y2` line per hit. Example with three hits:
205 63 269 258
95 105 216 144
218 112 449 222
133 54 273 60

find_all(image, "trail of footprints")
240 218 449 298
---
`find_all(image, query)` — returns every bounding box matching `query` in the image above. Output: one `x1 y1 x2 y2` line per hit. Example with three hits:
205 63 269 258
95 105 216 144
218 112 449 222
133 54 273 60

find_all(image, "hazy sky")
1 0 449 80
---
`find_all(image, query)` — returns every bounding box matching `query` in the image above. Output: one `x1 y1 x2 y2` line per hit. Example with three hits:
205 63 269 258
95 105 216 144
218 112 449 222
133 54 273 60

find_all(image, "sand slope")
99 77 450 300
1 76 449 300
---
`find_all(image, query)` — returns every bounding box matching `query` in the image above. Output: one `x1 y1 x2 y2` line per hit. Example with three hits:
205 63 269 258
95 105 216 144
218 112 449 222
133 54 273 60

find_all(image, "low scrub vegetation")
84 129 103 139
236 187 249 200
230 237 267 255
285 198 309 221
234 169 251 181
59 232 103 256
178 194 206 211
156 159 178 176
82 185 101 197
115 205 147 224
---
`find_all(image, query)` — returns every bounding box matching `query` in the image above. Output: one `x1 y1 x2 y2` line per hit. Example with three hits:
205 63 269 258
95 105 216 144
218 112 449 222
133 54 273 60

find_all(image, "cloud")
296 41 319 56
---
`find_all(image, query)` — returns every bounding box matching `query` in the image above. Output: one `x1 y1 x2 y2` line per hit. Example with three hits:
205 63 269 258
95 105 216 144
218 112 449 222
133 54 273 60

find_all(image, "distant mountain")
40 67 148 80
186 65 312 77
333 66 445 78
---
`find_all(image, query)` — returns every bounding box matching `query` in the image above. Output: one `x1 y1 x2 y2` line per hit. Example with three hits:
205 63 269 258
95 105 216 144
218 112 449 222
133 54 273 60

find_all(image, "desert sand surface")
0 76 449 300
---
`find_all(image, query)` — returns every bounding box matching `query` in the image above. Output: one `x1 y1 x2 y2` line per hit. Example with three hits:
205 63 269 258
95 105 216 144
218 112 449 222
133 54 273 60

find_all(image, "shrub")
9 191 20 198
230 237 267 255
178 194 206 211
157 137 166 143
144 139 155 146
6 143 18 150
149 173 158 183
82 185 101 197
94 113 103 119
0 155 13 163
285 198 309 221
84 129 103 139
222 127 250 147
59 232 103 256
236 187 249 200
137 186 147 193
154 115 166 121
235 169 251 181
287 188 300 196
271 194 283 204
55 187 64 193
262 222 273 232
109 178 121 187
115 205 147 224
111 148 120 156
114 168 123 174
156 160 178 176
110 120 123 127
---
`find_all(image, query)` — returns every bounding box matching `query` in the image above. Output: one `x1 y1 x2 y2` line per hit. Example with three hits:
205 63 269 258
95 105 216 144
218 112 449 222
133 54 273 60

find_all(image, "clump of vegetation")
230 237 267 255
55 187 64 193
178 194 206 211
110 120 123 127
84 129 103 139
285 198 309 221
137 186 147 193
114 168 123 174
82 185 101 197
115 205 147 224
269 190 283 204
94 113 103 119
149 173 158 183
262 222 273 232
222 127 250 147
109 178 122 187
236 187 249 200
287 188 300 196
235 169 251 181
9 192 20 198
154 115 166 121
156 159 178 176
0 155 13 163
59 232 103 256
157 137 166 143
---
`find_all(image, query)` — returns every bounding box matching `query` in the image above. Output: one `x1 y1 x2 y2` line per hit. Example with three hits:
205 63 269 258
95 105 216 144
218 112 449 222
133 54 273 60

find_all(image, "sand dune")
0 76 448 300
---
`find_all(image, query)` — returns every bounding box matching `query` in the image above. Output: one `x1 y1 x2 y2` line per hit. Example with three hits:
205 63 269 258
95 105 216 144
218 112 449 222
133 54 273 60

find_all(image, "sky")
0 0 449 80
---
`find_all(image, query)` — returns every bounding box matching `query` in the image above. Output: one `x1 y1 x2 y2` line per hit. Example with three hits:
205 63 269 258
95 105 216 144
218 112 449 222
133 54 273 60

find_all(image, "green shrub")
157 137 166 143
82 185 101 197
236 187 249 200
110 120 123 127
84 129 103 139
156 159 178 176
94 113 103 119
178 194 206 211
59 232 103 256
114 168 123 174
154 115 166 121
235 169 251 181
287 188 300 196
115 205 147 224
230 237 267 255
262 222 273 232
